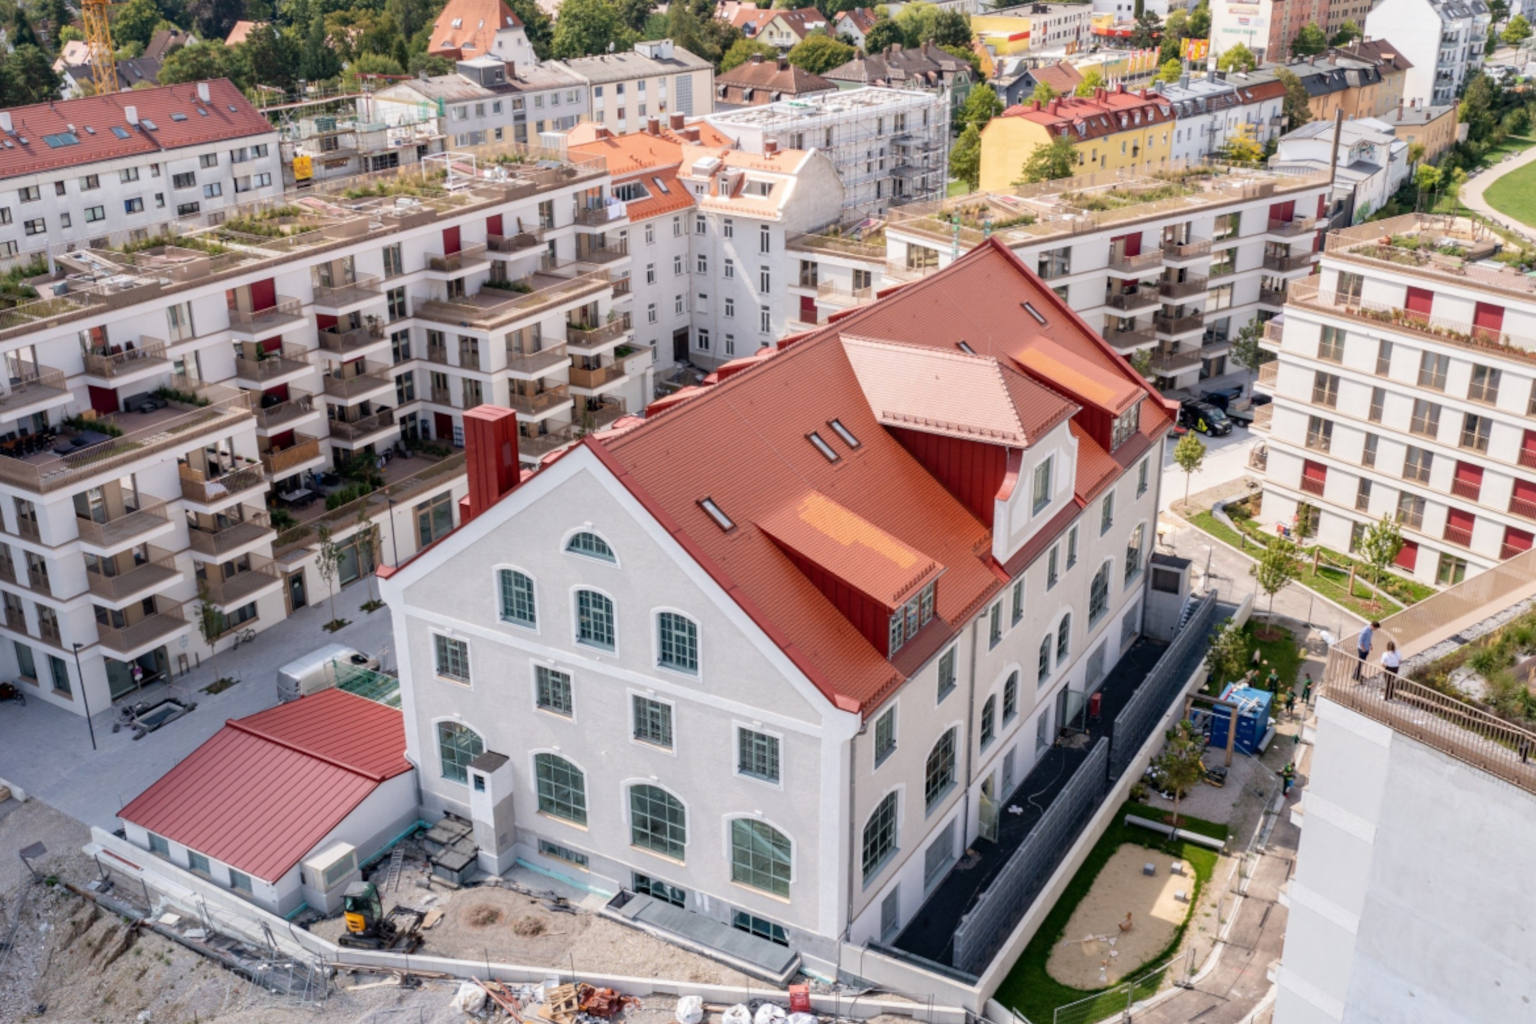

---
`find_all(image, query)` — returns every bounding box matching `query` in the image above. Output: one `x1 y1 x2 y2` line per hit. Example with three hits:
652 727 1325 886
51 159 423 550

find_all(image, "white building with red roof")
380 239 1204 994
118 689 416 915
0 79 280 259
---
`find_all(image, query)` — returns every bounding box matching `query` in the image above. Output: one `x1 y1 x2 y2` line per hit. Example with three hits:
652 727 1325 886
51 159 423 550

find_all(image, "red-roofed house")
730 6 830 47
978 84 1177 191
119 689 416 915
381 237 1180 982
0 78 281 255
429 0 523 59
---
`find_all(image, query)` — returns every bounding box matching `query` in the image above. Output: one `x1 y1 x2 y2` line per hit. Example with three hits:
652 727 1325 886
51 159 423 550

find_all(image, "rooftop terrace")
1324 213 1529 298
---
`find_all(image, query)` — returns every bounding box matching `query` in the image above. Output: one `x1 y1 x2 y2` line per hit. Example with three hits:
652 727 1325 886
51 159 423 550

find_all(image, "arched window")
925 728 957 810
566 531 615 562
498 569 536 627
534 753 587 824
629 784 686 859
862 792 898 881
656 611 698 672
730 819 791 897
1089 563 1111 623
1057 614 1072 663
1125 524 1145 583
1038 635 1052 686
1004 671 1018 722
980 696 996 749
437 721 483 784
576 589 615 649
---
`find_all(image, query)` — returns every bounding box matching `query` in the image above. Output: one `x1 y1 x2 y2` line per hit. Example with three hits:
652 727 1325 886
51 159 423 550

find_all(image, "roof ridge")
228 693 391 781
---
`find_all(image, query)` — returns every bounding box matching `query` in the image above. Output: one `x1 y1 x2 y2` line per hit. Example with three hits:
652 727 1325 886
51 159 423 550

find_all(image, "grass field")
995 803 1228 1024
1483 154 1536 228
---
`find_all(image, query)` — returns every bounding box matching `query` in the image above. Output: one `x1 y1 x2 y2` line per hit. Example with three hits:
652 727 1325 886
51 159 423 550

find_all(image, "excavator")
338 881 425 952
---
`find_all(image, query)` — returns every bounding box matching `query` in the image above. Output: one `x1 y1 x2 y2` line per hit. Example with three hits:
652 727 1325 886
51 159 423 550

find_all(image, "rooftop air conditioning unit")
301 842 359 913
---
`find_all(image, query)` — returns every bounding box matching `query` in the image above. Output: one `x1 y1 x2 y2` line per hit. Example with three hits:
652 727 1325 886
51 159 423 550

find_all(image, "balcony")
1107 250 1163 275
508 384 570 417
76 498 171 549
1154 311 1205 336
1102 323 1157 350
574 206 619 227
235 344 311 382
261 433 322 477
179 462 266 505
576 241 628 265
188 511 275 557
567 318 629 351
86 550 179 602
96 603 187 655
1300 474 1327 496
415 270 613 328
228 296 306 335
317 324 385 356
1268 215 1319 237
1158 276 1207 299
322 363 392 400
0 361 69 414
1451 476 1482 501
519 424 577 458
1105 284 1160 311
312 274 381 311
255 390 319 431
1263 252 1313 273
488 231 543 255
1257 362 1278 389
1511 494 1536 522
576 396 627 431
1259 286 1288 306
1162 239 1212 260
82 339 169 379
328 408 396 442
507 342 568 377
1252 404 1274 431
569 364 626 390
1444 523 1475 548
1502 541 1531 560
427 243 490 275
199 556 282 607
1262 321 1284 345
1151 349 1201 374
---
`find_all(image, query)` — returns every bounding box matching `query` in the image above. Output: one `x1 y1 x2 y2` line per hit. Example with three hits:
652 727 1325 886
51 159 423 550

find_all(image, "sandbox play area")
1045 844 1198 988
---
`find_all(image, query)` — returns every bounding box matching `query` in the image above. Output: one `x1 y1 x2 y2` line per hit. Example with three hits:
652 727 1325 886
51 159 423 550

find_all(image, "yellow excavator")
339 881 425 952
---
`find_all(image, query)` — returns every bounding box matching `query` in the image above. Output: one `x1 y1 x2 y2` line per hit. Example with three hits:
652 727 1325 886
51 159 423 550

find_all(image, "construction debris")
579 983 640 1017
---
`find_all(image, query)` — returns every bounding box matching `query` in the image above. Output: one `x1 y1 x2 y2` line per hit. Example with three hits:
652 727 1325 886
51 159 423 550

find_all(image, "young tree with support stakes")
1157 719 1208 827
1252 538 1299 639
1173 431 1206 507
1228 316 1270 387
1359 515 1404 612
315 525 347 631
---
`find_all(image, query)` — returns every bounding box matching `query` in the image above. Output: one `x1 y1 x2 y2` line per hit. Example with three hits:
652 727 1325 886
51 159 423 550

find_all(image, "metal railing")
508 385 570 416
83 339 168 378
179 462 266 504
1154 312 1204 335
1268 215 1318 236
228 296 304 330
0 360 67 409
1102 324 1157 350
85 549 179 601
1263 251 1313 272
567 318 630 349
1151 350 1201 373
188 510 274 557
256 390 317 431
322 363 392 399
328 408 396 441
200 556 282 606
1259 286 1288 306
487 231 543 254
261 434 321 476
236 343 311 380
1109 592 1218 780
1106 285 1159 310
951 739 1110 975
414 270 613 327
1107 250 1163 274
311 274 381 308
427 243 489 273
1162 239 1212 259
272 451 465 555
1158 276 1207 299
74 497 171 547
1050 948 1196 1024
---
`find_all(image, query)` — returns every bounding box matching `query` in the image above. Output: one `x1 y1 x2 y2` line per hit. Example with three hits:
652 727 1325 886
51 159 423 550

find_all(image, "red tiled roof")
1001 86 1176 141
224 20 263 46
430 0 522 57
118 690 410 881
0 79 273 182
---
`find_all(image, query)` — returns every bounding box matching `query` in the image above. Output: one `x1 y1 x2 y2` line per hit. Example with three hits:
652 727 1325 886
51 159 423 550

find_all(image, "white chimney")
0 112 13 133
125 106 139 125
196 82 210 103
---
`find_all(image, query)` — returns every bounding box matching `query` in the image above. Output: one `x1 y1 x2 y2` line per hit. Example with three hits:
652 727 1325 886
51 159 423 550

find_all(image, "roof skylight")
1022 301 1047 324
956 340 975 353
828 419 860 449
807 432 839 463
699 498 734 531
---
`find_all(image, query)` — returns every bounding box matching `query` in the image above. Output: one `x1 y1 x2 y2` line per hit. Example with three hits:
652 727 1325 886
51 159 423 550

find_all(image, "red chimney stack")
461 405 521 523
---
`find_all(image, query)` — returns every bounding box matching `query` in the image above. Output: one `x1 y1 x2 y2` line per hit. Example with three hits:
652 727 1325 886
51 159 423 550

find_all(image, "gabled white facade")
1365 0 1491 106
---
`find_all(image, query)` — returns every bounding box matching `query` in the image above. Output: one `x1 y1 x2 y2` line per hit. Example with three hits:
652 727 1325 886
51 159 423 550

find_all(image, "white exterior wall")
1211 0 1276 62
631 210 696 373
1276 697 1536 1023
1365 0 1490 107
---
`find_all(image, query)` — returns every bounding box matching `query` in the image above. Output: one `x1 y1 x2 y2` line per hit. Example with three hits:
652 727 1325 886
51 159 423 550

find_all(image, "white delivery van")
276 644 379 702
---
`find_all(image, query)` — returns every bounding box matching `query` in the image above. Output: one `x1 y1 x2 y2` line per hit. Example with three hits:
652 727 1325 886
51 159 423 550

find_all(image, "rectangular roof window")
111 126 130 139
807 432 839 463
1022 301 1047 324
42 133 79 147
828 419 860 449
170 112 188 122
956 340 974 354
699 498 734 531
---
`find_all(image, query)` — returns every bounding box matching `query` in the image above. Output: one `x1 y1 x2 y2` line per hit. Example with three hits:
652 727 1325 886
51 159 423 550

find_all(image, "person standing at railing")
1355 620 1379 681
1382 641 1402 701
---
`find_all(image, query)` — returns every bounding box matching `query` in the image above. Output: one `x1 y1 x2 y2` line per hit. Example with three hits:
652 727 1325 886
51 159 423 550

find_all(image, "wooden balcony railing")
328 408 396 441
1154 312 1205 335
506 342 568 376
323 364 392 399
236 344 311 381
1444 523 1475 548
427 243 489 273
0 361 68 409
179 462 266 504
1106 285 1160 310
312 274 381 308
1162 239 1212 259
1107 250 1163 274
569 364 626 389
256 390 317 431
566 318 629 349
1263 252 1313 273
200 556 281 606
261 433 321 476
1158 276 1207 299
317 325 384 355
1268 215 1319 236
508 384 570 416
188 510 274 557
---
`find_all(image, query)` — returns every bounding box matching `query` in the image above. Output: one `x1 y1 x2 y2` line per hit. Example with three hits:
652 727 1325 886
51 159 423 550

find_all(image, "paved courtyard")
0 580 395 828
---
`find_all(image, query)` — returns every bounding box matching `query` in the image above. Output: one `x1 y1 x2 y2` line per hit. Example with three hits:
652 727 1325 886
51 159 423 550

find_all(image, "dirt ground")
1046 845 1201 988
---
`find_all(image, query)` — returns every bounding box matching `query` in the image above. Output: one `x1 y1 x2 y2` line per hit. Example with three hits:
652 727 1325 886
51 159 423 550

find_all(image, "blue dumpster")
1210 684 1273 755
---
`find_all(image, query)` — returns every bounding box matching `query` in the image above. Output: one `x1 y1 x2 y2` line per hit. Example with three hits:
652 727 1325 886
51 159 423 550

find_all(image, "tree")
1415 163 1441 211
1156 719 1208 827
1290 21 1327 56
551 0 637 59
1129 348 1153 380
0 47 64 106
1155 58 1184 84
1188 0 1211 38
1029 80 1057 106
1460 72 1499 142
187 0 242 39
1014 134 1078 184
1252 538 1299 637
1360 514 1404 602
721 36 776 71
1164 7 1189 42
786 33 854 74
114 0 165 48
1130 10 1162 49
949 122 981 191
507 0 555 59
1216 42 1256 72
1504 13 1532 46
197 590 227 654
345 52 407 88
1205 618 1250 689
1229 316 1270 385
241 23 300 92
315 525 345 630
863 18 906 53
1276 68 1311 129
1329 19 1362 47
1173 431 1206 506
1407 140 1426 166
301 13 340 82
893 3 971 47
1074 67 1105 97
1221 133 1264 164
957 82 1003 130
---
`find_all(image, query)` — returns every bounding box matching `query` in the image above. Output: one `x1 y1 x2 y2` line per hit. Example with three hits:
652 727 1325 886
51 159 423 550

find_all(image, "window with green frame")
656 611 698 672
535 666 572 715
416 493 454 547
629 784 687 859
730 819 791 897
437 721 484 783
498 569 536 627
434 634 470 682
632 695 673 748
873 707 896 767
737 728 779 782
535 752 587 824
861 793 898 882
633 872 687 906
566 531 615 561
576 589 614 649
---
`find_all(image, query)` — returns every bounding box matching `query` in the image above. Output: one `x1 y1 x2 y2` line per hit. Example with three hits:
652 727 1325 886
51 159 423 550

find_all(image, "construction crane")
81 0 119 94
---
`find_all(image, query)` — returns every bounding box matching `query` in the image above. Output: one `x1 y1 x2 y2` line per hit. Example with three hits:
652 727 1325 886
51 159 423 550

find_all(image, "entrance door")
672 328 690 365
433 412 453 442
978 774 999 842
287 571 307 612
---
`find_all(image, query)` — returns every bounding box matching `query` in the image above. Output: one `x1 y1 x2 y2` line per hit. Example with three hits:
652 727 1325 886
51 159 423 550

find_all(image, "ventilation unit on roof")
197 82 210 103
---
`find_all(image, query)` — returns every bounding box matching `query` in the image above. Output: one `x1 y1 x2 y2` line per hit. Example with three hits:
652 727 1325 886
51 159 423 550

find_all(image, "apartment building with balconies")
1366 0 1490 106
0 79 282 261
0 145 644 716
1255 214 1536 586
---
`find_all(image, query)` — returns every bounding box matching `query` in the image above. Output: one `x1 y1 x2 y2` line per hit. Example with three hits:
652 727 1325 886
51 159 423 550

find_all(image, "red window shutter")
1394 540 1419 571
442 225 461 255
1302 460 1327 483
1454 462 1484 486
1404 286 1433 315
1516 478 1536 504
1504 526 1533 553
1473 301 1504 333
1115 232 1141 257
486 214 503 236
1447 508 1476 532
1270 200 1295 221
249 277 276 310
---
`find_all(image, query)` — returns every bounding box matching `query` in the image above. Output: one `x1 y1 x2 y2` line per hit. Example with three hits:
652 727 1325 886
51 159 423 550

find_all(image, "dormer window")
888 581 936 657
1111 399 1141 451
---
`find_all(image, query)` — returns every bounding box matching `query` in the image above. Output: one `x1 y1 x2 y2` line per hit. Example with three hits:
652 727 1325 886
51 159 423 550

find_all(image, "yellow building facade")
979 90 1176 193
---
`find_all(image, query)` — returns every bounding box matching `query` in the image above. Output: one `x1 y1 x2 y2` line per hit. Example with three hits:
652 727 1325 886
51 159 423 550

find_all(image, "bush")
325 482 373 509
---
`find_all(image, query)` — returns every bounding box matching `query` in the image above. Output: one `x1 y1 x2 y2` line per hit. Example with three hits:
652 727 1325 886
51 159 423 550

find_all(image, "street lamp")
72 641 96 752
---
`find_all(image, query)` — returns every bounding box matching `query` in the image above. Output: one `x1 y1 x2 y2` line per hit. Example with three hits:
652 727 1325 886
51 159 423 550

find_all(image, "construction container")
1209 684 1273 756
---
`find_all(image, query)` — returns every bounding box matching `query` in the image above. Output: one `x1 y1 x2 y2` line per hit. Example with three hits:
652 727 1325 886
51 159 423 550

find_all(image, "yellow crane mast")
81 0 119 94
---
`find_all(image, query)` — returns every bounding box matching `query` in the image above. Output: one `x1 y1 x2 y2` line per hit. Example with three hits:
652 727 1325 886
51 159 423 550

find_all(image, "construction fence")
1109 592 1219 781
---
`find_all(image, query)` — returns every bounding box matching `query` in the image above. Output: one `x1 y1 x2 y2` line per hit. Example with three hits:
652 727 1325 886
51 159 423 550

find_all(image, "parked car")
1200 386 1244 411
1179 399 1232 436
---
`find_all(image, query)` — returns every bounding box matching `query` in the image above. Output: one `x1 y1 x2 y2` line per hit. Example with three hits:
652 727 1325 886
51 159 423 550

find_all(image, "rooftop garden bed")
1413 607 1536 726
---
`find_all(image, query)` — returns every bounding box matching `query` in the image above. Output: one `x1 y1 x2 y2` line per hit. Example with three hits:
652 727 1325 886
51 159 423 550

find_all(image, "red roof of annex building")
1000 85 1176 141
119 690 410 882
0 79 273 181
586 239 1174 715
429 0 522 58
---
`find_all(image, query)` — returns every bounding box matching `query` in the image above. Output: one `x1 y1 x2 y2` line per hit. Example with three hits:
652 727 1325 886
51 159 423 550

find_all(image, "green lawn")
947 179 973 197
995 804 1227 1024
1483 154 1536 229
